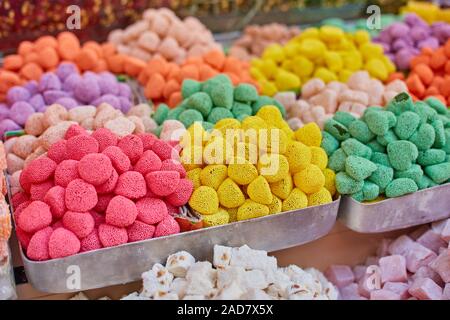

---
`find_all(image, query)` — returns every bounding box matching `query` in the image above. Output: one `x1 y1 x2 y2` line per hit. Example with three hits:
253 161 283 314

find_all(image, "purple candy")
43 90 70 105
119 96 132 114
395 49 415 70
389 22 410 39
418 37 440 50
83 71 99 81
392 39 411 52
56 62 78 81
24 80 39 96
92 94 121 109
410 26 429 42
9 101 35 126
0 119 21 136
38 73 61 91
0 104 10 121
55 97 79 110
6 86 30 104
29 94 45 111
118 83 132 98
98 73 119 95
63 73 82 92
404 13 428 29
74 77 101 103
377 30 392 44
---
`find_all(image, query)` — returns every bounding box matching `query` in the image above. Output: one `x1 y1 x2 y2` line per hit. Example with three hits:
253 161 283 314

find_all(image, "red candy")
43 185 66 219
161 159 186 178
127 220 155 242
78 153 113 186
30 180 54 201
166 178 193 206
47 140 67 164
114 171 147 199
19 169 32 192
27 227 53 261
66 134 99 160
65 178 98 212
16 227 32 250
138 133 158 151
89 210 105 227
145 170 180 196
134 150 162 175
98 224 128 247
23 157 57 184
105 195 138 227
94 194 114 213
17 201 53 233
154 216 180 238
95 169 118 194
64 124 87 140
152 139 179 161
102 146 131 173
80 229 102 252
136 197 168 225
54 159 80 187
48 228 81 259
62 211 95 239
52 220 64 230
118 134 144 163
92 128 118 152
11 191 30 209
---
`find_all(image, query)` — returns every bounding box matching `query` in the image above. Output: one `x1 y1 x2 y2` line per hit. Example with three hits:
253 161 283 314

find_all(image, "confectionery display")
0 1 449 300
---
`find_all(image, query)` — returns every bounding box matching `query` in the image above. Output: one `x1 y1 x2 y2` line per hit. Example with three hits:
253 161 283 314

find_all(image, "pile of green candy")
151 74 285 131
321 92 450 201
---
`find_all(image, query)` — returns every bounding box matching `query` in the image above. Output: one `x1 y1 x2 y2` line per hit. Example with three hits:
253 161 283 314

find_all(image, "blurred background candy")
400 1 450 24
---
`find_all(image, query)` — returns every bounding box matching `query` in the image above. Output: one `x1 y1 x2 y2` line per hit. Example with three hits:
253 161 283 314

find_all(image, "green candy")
352 191 364 202
202 121 214 131
417 149 446 166
207 107 234 124
324 119 350 141
153 104 170 125
363 106 384 119
365 111 391 136
409 123 435 151
211 82 234 109
178 109 204 128
367 140 386 153
377 129 398 146
417 175 432 190
394 164 423 184
385 178 418 198
236 114 249 122
394 111 420 140
415 101 438 124
234 84 258 103
387 140 418 171
334 111 356 128
369 164 394 190
186 92 213 117
443 129 450 154
321 131 340 156
328 148 347 172
386 92 415 115
202 75 232 97
335 172 364 195
386 111 397 128
231 102 252 118
153 125 163 137
345 156 377 181
426 97 448 115
272 99 287 118
341 138 372 159
166 105 186 120
371 152 391 167
431 119 446 149
424 162 450 184
252 96 276 115
362 181 380 201
181 79 202 99
438 114 450 128
348 119 375 143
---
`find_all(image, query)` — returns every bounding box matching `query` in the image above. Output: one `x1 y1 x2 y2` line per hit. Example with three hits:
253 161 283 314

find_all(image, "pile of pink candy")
325 219 450 300
12 124 193 261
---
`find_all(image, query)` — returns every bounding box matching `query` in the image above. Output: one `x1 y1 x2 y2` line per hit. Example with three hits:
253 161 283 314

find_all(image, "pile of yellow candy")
400 1 450 24
250 26 396 96
180 105 336 227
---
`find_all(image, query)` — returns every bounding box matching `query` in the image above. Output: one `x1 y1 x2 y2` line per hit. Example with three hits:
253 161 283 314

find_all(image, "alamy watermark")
366 5 382 31
66 5 81 30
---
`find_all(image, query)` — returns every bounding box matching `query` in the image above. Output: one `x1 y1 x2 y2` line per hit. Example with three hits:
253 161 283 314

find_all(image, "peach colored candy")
43 104 69 127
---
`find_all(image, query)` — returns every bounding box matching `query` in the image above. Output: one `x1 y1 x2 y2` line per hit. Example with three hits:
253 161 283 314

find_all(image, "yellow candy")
237 199 269 221
259 128 288 154
338 69 353 83
324 51 343 72
256 105 284 125
241 116 268 131
262 44 285 63
323 168 337 196
354 30 370 45
247 175 273 205
233 142 258 163
319 26 345 43
295 122 322 147
281 59 294 72
180 122 207 148
285 141 312 173
200 164 228 190
250 67 266 81
267 195 282 214
189 186 219 215
381 55 396 74
260 59 278 78
314 67 337 83
275 70 301 92
293 164 325 194
215 118 241 134
203 137 232 164
270 174 293 200
342 51 363 71
260 79 278 96
227 207 238 223
217 178 246 208
251 58 264 69
292 56 314 77
310 146 328 170
282 188 308 211
257 153 289 183
283 43 301 58
180 146 203 170
295 27 320 40
365 58 388 81
359 43 384 60
307 188 333 206
202 209 229 227
228 158 258 185
186 168 202 189
298 39 327 60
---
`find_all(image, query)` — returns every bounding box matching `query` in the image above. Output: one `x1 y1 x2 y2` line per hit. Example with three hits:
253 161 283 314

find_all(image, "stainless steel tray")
338 183 450 233
20 198 339 293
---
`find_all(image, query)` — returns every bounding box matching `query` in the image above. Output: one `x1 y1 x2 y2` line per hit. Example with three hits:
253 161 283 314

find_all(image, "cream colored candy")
339 89 369 106
128 116 145 134
41 121 77 149
80 117 95 130
104 116 136 137
138 31 160 52
3 137 18 155
12 135 37 159
25 113 46 136
301 79 325 99
6 153 24 174
68 105 96 123
43 104 69 127
24 147 46 168
309 89 338 113
141 117 158 133
127 103 152 118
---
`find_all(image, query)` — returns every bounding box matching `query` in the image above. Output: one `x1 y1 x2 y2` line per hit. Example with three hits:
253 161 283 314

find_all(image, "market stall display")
400 1 450 24
250 27 396 96
276 71 408 130
122 244 338 300
108 8 221 64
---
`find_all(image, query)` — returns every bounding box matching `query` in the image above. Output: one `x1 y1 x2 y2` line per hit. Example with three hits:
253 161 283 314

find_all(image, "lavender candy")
9 101 35 126
73 76 101 103
389 22 410 39
29 94 45 111
395 49 416 70
417 37 440 50
38 73 62 92
24 80 39 96
392 39 411 52
43 90 71 105
92 94 121 109
404 14 429 29
97 72 119 95
119 97 132 114
0 119 21 136
0 104 10 121
410 26 430 42
6 86 30 104
56 62 78 81
55 97 79 110
63 73 82 92
118 83 132 99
